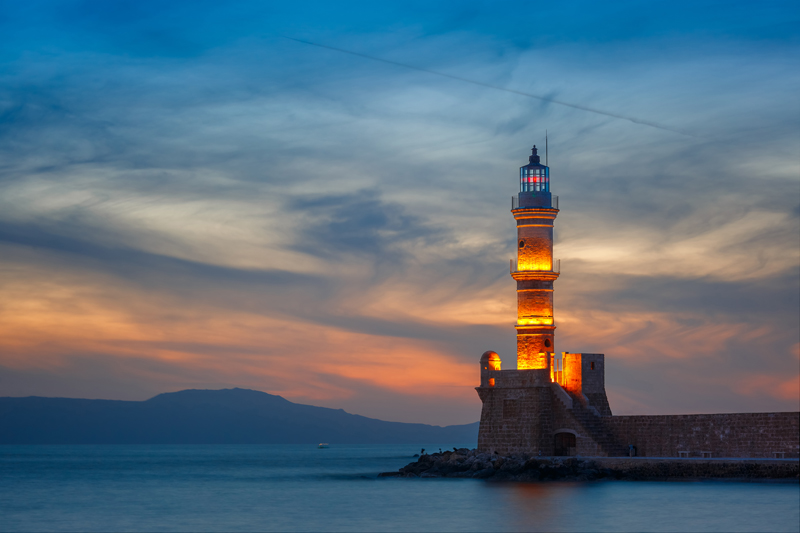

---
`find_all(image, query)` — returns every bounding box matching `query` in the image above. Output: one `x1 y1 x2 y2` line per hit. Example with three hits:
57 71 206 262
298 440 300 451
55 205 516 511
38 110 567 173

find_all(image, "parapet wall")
481 368 551 389
610 412 800 458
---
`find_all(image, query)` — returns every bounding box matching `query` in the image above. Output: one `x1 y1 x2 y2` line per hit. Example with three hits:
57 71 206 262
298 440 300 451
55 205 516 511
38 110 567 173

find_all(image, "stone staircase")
566 393 628 457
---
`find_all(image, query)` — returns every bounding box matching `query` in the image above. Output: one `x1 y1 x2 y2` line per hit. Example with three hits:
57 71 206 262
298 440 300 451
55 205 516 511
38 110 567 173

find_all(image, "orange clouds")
736 374 800 402
556 307 752 360
0 253 483 423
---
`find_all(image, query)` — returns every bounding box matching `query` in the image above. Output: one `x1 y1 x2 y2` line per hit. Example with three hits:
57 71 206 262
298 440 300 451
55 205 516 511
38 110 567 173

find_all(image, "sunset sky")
1 0 798 425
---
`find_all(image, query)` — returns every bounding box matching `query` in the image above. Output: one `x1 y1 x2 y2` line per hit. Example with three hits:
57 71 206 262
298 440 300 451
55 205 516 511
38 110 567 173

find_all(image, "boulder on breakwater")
378 449 800 481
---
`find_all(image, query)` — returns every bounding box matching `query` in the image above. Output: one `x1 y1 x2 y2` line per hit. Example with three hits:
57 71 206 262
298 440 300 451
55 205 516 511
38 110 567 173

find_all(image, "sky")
0 0 798 425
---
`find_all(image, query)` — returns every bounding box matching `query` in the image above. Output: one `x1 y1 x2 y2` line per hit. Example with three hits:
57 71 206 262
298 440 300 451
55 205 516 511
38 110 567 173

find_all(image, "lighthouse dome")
480 351 501 371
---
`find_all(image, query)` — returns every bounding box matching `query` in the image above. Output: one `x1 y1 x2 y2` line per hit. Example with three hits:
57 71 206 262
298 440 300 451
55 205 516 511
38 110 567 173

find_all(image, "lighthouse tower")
513 145 558 370
477 144 584 456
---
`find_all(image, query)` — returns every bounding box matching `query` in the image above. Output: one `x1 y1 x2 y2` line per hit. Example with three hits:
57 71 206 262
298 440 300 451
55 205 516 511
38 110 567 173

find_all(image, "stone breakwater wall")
379 449 800 481
610 412 800 458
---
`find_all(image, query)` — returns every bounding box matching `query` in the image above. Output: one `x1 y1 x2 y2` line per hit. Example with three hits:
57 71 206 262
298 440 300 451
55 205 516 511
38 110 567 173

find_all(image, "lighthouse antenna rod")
546 131 548 167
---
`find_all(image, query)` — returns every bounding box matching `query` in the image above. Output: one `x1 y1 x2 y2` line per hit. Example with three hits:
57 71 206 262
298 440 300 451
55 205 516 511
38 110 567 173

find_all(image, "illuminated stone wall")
517 226 553 271
517 290 553 321
562 353 582 397
515 213 556 272
516 332 552 370
513 207 558 370
514 276 556 369
560 353 612 417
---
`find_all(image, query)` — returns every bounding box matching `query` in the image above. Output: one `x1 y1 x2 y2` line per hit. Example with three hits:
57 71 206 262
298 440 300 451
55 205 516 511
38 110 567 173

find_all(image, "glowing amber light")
517 257 553 272
517 317 554 326
517 354 548 371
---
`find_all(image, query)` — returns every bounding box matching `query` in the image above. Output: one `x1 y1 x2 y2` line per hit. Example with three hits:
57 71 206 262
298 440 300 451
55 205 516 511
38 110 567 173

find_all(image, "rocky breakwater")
379 449 800 481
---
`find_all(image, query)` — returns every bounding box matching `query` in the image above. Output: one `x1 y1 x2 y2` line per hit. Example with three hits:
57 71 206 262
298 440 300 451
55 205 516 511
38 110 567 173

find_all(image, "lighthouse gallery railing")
512 195 558 210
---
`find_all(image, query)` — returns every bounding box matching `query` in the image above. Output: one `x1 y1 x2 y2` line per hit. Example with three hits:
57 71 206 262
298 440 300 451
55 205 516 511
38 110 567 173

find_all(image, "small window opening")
774 452 785 459
590 362 595 370
519 240 525 249
701 451 712 458
678 451 689 458
544 339 551 348
488 378 495 387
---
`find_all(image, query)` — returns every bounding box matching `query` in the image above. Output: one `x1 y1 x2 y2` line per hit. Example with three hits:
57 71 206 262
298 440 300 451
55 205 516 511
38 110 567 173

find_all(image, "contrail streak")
285 37 691 136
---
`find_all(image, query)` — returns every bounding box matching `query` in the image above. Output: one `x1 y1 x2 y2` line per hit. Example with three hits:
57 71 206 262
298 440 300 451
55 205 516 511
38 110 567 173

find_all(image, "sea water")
1 445 798 532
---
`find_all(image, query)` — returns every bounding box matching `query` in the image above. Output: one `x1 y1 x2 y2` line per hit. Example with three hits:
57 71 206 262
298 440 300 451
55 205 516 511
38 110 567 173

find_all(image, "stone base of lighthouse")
476 351 799 458
476 352 619 457
476 369 556 455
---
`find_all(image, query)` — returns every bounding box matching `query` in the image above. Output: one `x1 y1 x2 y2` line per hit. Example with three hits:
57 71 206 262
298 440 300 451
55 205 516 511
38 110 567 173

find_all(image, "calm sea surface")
1 445 798 532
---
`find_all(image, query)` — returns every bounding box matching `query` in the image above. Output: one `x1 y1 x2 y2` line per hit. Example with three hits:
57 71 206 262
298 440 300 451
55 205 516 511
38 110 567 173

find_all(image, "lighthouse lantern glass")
520 166 549 193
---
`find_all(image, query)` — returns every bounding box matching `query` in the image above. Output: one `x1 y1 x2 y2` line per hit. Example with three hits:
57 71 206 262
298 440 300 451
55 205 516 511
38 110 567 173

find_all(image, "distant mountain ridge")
0 388 479 445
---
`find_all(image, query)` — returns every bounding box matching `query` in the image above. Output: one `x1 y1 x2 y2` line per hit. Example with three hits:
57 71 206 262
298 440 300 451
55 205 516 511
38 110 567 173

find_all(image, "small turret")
480 351 501 371
480 351 501 387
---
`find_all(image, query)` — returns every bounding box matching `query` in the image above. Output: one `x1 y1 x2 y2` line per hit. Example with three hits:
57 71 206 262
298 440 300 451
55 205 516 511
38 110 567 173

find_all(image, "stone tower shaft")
512 145 558 370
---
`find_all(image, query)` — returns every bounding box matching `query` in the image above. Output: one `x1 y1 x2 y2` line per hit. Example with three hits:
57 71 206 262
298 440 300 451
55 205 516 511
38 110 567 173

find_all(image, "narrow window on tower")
519 240 525 248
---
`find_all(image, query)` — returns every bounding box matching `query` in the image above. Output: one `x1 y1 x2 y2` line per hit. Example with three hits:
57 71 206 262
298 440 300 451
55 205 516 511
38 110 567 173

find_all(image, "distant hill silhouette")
0 388 478 445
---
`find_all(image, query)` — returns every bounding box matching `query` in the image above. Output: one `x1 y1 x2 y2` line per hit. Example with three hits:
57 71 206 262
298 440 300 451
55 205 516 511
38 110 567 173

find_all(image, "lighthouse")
512 145 559 371
476 143 593 456
474 145 797 459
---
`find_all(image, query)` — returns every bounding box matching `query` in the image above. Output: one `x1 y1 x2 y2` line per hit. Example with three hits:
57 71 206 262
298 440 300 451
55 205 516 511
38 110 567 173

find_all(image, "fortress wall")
477 384 553 455
585 393 612 418
484 369 551 388
610 412 800 458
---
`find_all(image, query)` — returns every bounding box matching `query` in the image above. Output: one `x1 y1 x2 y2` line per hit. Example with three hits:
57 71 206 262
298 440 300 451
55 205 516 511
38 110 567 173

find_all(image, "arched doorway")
554 432 576 456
